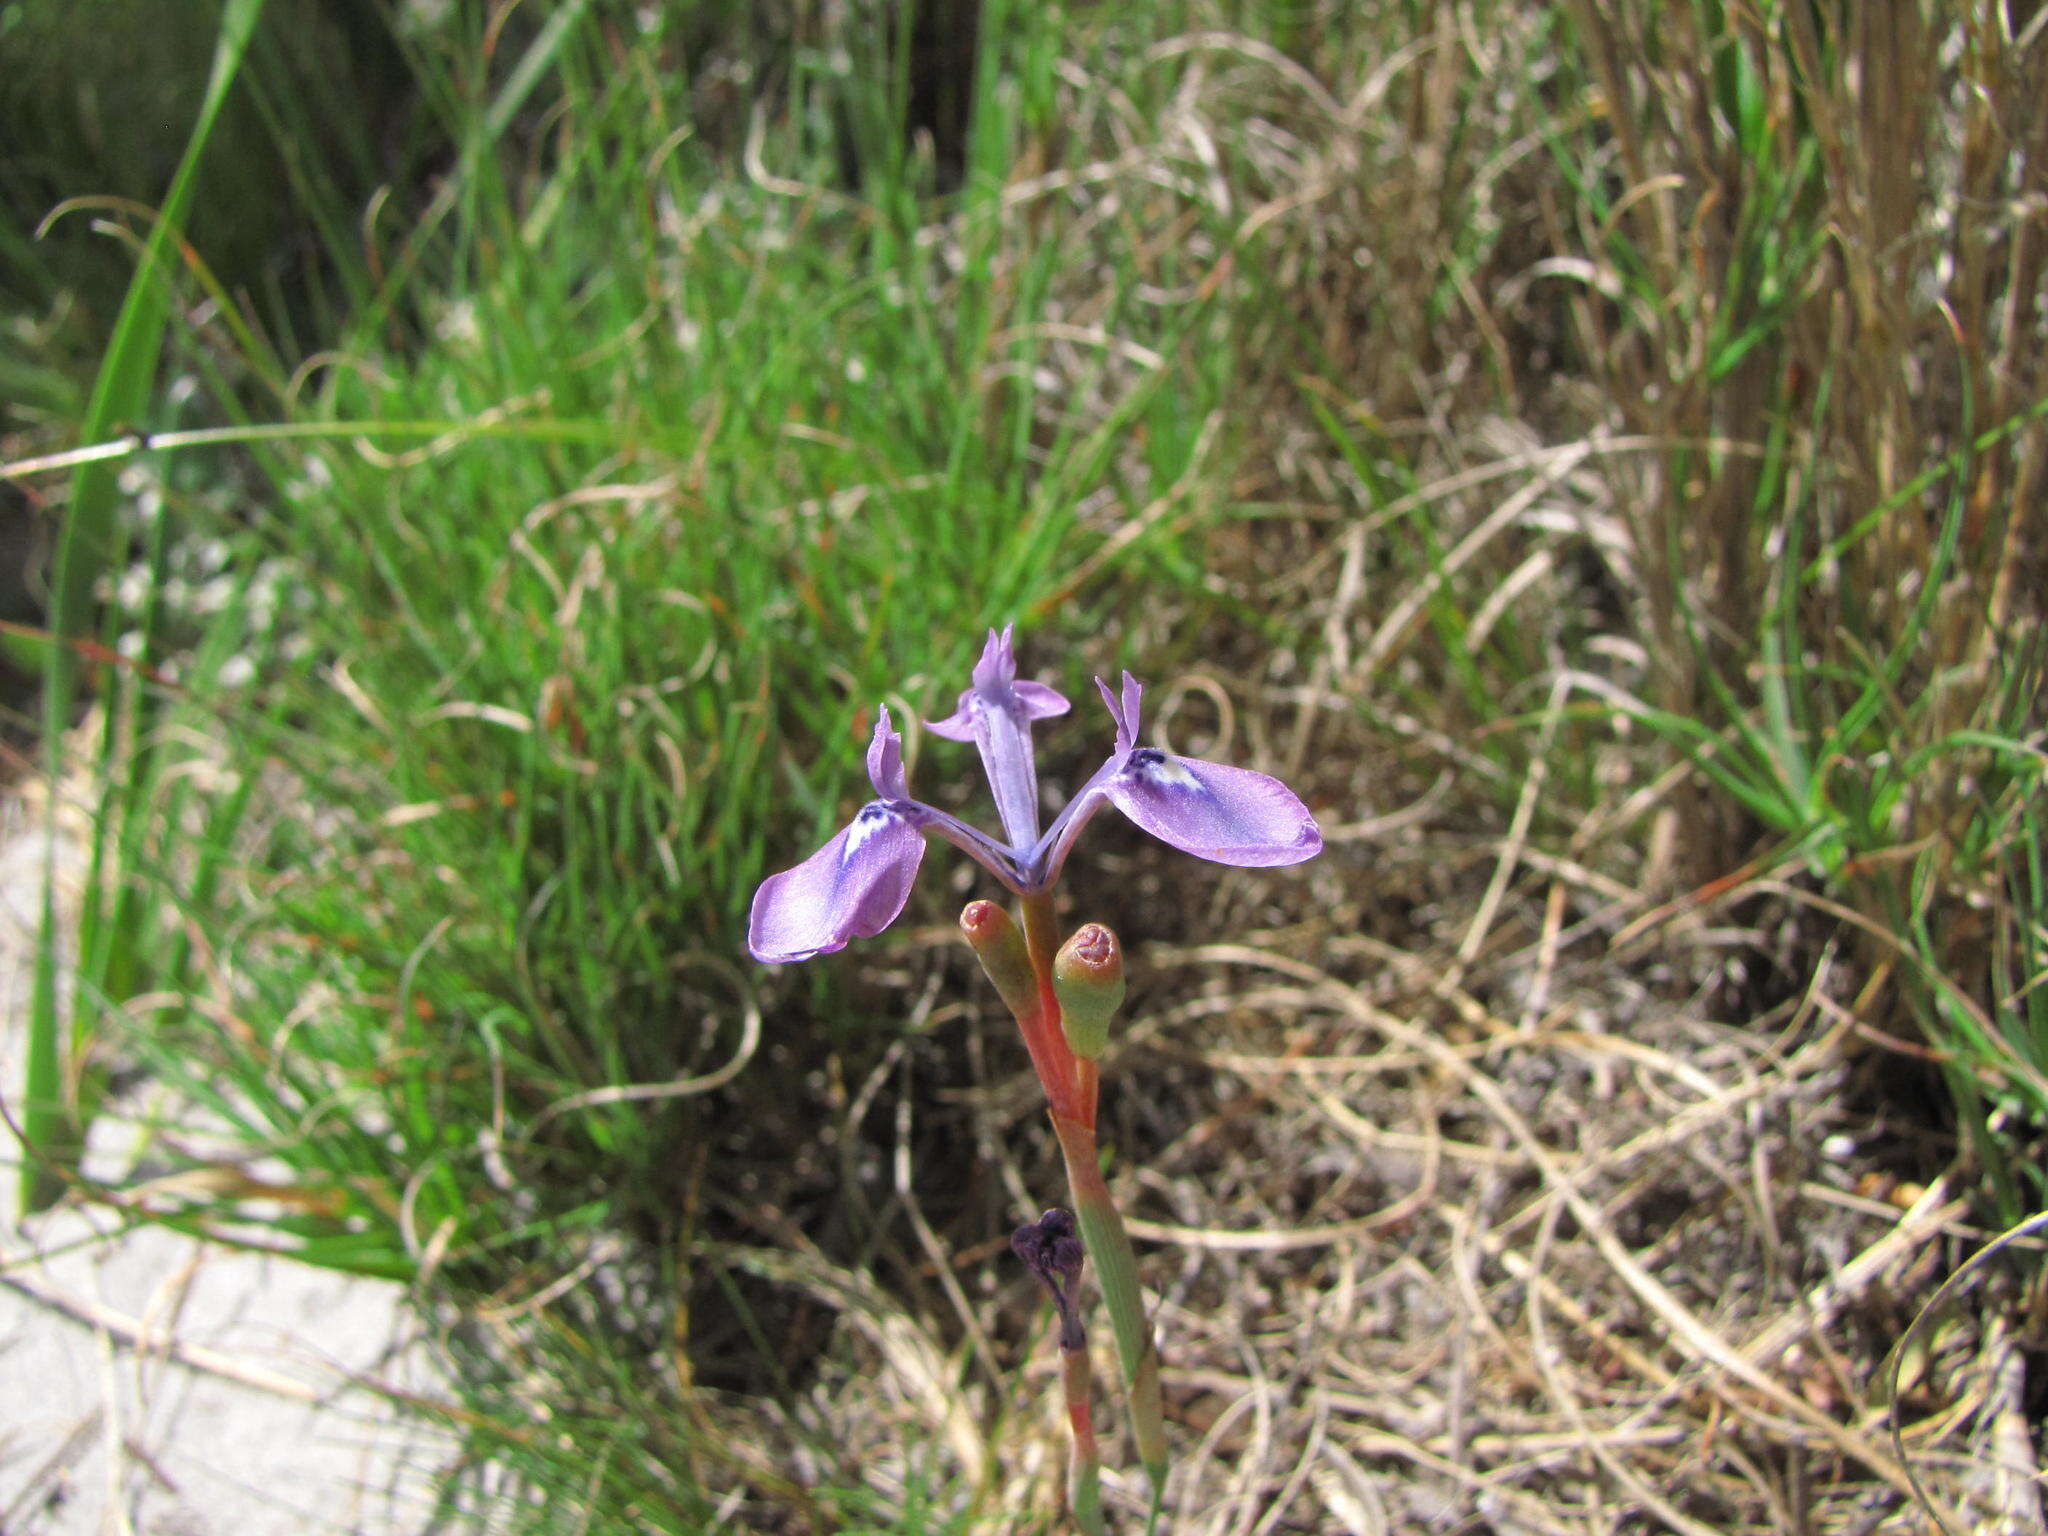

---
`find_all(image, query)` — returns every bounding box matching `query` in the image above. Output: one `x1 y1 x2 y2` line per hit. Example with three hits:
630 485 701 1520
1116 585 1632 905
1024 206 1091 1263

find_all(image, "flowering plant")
749 627 1320 1529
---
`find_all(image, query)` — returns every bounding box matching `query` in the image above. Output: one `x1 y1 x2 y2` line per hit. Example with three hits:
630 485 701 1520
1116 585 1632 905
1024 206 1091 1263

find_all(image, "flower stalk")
1002 904 1166 1518
1052 1110 1167 1489
1062 1345 1106 1534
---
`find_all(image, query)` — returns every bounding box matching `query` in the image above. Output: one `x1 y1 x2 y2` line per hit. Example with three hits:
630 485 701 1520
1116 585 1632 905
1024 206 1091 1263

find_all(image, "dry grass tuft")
695 878 2041 1531
679 6 2047 1530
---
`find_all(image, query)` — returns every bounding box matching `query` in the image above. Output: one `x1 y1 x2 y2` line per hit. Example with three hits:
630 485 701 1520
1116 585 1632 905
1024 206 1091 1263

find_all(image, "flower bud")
1053 923 1125 1059
1011 1208 1088 1351
960 900 1038 1021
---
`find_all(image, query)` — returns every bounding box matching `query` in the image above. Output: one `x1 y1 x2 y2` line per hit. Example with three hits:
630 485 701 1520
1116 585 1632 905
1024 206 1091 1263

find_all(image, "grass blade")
20 0 271 1211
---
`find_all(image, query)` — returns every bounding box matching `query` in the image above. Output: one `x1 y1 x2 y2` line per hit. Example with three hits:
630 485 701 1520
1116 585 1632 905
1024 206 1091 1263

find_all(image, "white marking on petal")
1129 749 1201 789
842 804 899 861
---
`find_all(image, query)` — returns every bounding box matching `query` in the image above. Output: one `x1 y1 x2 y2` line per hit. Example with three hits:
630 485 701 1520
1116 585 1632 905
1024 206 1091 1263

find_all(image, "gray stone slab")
1 797 444 1535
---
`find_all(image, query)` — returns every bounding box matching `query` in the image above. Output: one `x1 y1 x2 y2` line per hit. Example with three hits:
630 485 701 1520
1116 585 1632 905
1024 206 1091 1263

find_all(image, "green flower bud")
960 900 1038 1021
1053 923 1125 1059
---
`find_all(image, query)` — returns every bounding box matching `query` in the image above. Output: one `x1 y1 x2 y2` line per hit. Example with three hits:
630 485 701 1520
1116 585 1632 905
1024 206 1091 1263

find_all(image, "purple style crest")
747 628 1320 964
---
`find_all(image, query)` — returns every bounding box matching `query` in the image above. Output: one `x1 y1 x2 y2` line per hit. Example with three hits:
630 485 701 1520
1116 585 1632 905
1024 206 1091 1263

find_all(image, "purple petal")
866 706 909 800
747 803 927 963
1094 672 1143 754
1105 749 1321 867
970 624 1019 692
934 630 1073 737
924 626 1070 849
1012 680 1070 720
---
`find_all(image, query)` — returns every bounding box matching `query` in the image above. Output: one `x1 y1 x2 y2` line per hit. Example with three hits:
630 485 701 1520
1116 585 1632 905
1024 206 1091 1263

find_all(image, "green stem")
1053 1113 1167 1492
1019 890 1061 977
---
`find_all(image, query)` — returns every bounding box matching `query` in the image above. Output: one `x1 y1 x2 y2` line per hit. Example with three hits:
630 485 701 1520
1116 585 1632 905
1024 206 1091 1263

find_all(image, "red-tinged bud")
1053 923 1124 1058
960 900 1038 1020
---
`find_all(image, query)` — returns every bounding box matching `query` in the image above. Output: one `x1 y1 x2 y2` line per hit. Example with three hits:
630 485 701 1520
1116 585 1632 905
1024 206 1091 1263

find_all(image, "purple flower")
746 626 1320 964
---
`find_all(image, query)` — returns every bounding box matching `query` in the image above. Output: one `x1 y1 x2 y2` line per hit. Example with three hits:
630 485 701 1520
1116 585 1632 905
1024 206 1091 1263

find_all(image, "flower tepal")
746 631 1321 964
745 708 929 964
928 624 1070 848
1025 671 1321 887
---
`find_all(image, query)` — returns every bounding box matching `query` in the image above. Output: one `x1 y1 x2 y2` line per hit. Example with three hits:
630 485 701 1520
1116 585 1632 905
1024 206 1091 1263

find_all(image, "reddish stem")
1062 1345 1099 1456
1019 892 1091 1129
1010 988 1076 1120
